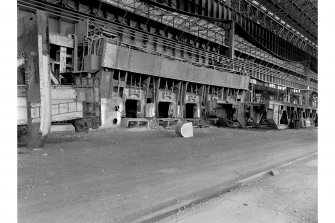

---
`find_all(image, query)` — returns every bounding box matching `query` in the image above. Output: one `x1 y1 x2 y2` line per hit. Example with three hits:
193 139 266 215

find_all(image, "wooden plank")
49 33 74 48
59 47 67 73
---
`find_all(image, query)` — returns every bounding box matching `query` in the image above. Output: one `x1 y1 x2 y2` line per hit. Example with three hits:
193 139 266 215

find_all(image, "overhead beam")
139 0 317 63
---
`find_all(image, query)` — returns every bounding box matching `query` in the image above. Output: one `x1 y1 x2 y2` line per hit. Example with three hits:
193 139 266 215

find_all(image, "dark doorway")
185 103 196 118
125 99 140 118
216 104 233 120
158 102 170 118
280 110 289 125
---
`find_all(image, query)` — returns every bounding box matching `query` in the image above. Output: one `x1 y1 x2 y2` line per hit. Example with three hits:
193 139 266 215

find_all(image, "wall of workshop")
249 105 262 125
18 3 249 129
267 101 290 128
184 94 200 118
100 97 123 128
123 88 146 118
99 67 148 127
101 87 146 128
157 90 177 118
18 8 76 36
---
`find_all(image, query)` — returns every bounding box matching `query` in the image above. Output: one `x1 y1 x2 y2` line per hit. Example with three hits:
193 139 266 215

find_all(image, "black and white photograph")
2 0 331 222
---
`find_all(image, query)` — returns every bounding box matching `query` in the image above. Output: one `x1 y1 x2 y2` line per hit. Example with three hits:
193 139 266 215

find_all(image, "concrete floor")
18 127 317 223
158 155 317 223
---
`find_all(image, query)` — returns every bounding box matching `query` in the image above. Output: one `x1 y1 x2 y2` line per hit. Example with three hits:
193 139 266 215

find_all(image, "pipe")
70 34 78 71
37 11 52 138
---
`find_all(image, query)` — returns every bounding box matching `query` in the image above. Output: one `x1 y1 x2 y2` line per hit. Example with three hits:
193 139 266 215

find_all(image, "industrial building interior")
13 1 323 223
17 0 318 147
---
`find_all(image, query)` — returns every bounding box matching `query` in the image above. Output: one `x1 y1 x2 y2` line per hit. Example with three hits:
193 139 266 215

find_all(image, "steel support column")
223 20 235 59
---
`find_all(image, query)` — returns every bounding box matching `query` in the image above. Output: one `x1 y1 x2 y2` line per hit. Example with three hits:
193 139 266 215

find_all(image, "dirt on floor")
159 156 318 223
17 127 317 223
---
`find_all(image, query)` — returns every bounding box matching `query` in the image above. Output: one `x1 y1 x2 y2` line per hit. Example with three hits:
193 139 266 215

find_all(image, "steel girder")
17 0 317 90
256 0 317 44
102 0 309 76
138 0 317 70
231 0 317 61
